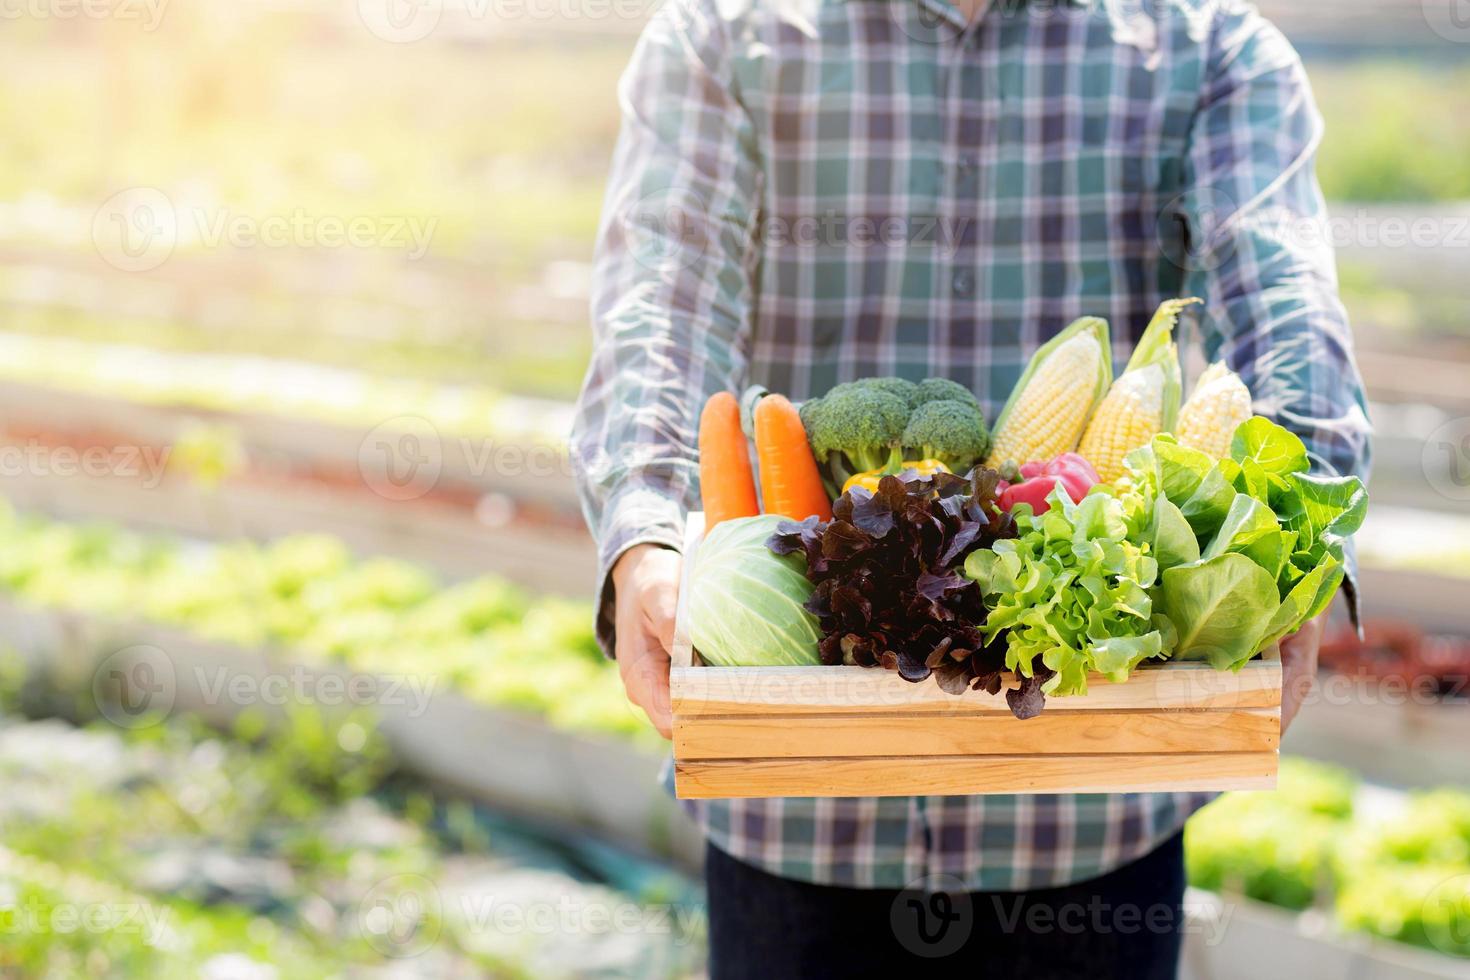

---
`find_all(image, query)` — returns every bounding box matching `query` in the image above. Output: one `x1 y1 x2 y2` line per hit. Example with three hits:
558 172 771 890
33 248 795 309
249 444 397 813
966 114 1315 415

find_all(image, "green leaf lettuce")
965 485 1170 697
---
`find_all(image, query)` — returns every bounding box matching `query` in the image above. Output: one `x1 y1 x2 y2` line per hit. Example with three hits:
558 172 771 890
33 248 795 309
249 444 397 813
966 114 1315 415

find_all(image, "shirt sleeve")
1178 4 1372 622
569 0 763 655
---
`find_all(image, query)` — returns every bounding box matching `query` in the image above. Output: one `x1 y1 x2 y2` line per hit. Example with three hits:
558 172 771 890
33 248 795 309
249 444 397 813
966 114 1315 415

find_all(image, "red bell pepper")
997 453 1100 516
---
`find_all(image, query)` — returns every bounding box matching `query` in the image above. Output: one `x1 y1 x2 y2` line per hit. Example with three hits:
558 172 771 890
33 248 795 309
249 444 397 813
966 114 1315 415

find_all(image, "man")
572 0 1370 974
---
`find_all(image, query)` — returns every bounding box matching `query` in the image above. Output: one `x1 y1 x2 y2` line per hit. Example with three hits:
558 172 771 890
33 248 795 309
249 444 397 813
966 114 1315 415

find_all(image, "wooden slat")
674 707 1280 760
675 751 1279 799
671 660 1282 716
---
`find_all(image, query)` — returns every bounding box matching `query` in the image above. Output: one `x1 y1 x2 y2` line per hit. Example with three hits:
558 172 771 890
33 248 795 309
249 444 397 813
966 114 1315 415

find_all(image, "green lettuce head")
1133 417 1367 670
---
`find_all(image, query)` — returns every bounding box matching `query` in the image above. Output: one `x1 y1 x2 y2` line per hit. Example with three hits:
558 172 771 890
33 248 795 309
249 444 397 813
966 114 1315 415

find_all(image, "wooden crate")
670 513 1281 799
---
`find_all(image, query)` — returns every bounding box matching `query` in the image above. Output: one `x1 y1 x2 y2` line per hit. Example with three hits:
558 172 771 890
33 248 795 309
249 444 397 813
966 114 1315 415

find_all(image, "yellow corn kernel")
986 330 1108 467
1176 363 1252 458
1079 364 1167 483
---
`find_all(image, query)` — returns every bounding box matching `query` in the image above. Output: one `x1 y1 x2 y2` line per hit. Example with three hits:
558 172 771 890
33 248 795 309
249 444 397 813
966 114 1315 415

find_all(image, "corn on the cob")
985 317 1112 468
1078 298 1193 482
1078 365 1167 483
1176 361 1253 458
1191 361 1231 391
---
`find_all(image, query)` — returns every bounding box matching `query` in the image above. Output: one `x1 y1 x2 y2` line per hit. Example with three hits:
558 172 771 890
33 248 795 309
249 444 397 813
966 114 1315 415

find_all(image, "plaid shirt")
570 0 1370 890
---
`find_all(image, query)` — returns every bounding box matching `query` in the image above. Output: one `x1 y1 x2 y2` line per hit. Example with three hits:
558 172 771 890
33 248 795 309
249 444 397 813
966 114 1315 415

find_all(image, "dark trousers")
705 831 1186 980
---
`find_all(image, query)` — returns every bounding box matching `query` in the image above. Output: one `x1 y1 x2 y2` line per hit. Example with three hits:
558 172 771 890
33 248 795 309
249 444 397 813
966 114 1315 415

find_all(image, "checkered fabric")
570 0 1370 890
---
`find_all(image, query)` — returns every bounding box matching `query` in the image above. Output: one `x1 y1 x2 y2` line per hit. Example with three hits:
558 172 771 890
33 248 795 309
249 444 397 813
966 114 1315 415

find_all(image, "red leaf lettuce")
767 469 1029 708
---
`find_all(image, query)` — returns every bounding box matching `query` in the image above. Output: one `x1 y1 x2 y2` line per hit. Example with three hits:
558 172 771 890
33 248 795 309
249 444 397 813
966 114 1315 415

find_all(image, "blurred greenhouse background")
0 0 1468 975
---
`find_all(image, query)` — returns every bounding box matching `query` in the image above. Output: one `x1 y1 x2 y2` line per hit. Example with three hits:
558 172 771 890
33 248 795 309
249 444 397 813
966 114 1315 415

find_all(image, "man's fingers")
630 641 674 739
640 553 682 653
648 582 679 652
640 709 673 741
616 629 674 740
625 658 673 739
1281 611 1326 651
643 675 674 739
610 546 681 741
1278 611 1327 733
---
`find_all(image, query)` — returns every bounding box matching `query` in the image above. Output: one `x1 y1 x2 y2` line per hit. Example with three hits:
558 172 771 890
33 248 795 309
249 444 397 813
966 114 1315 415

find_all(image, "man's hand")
611 543 683 739
1279 609 1328 734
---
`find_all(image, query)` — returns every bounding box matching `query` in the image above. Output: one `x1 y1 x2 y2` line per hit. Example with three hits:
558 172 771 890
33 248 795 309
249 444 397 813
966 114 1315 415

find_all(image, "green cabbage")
688 516 821 667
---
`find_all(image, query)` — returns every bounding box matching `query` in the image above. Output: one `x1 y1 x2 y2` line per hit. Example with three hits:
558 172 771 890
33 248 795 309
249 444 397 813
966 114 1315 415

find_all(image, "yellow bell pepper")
842 458 950 494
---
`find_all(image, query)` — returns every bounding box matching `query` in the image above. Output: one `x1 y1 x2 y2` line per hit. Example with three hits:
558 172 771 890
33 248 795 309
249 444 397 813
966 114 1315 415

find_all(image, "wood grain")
674 707 1280 759
671 661 1282 715
675 751 1279 799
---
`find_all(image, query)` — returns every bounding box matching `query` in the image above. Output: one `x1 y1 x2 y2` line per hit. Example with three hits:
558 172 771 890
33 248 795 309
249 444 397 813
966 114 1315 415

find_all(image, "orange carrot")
753 394 833 522
698 391 761 530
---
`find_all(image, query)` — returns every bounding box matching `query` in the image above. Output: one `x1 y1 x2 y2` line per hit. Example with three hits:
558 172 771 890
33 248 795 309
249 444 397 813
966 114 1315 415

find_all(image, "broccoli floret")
815 377 919 411
801 384 909 483
800 378 983 492
914 377 979 408
797 396 820 434
901 399 991 474
860 376 921 408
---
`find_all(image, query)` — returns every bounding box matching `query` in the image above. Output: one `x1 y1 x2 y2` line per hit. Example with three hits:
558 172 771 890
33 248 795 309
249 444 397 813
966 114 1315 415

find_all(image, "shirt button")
952 271 975 297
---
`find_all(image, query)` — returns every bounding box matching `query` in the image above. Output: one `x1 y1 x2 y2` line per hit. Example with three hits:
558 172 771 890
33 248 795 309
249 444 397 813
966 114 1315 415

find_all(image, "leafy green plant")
1187 761 1470 960
1125 419 1366 670
966 486 1169 700
0 511 657 748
